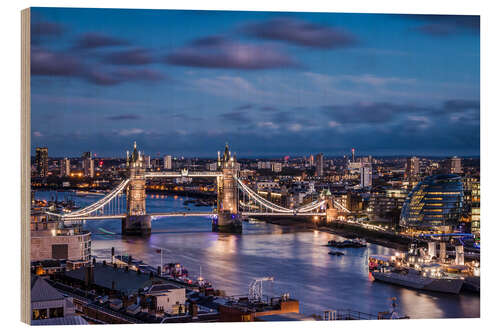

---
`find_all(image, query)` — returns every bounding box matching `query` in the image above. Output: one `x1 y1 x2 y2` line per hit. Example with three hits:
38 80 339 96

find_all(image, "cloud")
443 99 480 112
219 111 251 123
115 128 145 136
405 15 480 36
33 131 44 137
103 48 155 65
32 21 65 37
234 104 254 111
322 99 480 129
257 121 279 130
303 72 416 88
323 102 427 124
31 47 165 86
85 68 165 86
244 17 357 49
166 36 297 69
75 32 128 49
31 47 84 76
106 114 142 121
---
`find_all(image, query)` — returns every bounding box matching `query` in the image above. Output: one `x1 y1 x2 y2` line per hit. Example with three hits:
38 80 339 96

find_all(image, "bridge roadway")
62 211 326 221
144 171 222 178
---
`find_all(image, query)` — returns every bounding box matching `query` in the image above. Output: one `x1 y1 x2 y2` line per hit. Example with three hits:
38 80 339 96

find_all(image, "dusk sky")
30 7 480 158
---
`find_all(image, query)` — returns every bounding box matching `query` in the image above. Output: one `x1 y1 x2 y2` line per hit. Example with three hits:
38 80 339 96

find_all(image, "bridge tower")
122 142 151 236
213 143 242 233
323 190 339 223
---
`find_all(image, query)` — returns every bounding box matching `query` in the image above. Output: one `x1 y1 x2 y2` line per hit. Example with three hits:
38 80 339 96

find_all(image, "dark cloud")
32 21 65 37
106 114 142 121
103 48 155 65
31 47 165 86
86 68 165 86
219 111 251 123
321 100 480 134
31 47 84 76
234 104 253 111
260 106 280 112
443 99 480 112
75 32 128 49
404 14 480 36
165 36 297 69
322 102 429 124
244 17 357 49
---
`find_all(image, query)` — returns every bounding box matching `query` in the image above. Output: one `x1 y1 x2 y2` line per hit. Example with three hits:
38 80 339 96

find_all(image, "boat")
371 266 464 294
328 238 367 248
328 251 345 256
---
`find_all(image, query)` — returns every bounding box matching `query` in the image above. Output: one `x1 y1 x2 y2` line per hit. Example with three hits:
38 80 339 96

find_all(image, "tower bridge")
50 142 350 235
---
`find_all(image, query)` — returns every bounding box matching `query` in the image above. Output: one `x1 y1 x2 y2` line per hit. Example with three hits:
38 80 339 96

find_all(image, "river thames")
36 190 480 319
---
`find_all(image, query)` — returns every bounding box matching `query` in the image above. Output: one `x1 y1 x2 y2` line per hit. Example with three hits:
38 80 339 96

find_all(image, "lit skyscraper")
406 156 420 179
35 147 48 178
315 153 324 177
360 164 372 188
163 155 172 170
445 156 462 174
60 157 70 177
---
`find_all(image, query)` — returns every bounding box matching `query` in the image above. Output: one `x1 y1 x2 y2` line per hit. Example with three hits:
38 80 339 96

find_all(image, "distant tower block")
439 242 447 262
214 143 242 233
428 242 437 258
122 142 151 236
455 245 465 265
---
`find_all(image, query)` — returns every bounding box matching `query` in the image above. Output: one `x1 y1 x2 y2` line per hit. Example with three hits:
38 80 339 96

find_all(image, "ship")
328 238 367 248
371 266 464 294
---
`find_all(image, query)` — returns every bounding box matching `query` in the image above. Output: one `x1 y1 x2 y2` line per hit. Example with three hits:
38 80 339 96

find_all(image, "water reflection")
35 190 479 319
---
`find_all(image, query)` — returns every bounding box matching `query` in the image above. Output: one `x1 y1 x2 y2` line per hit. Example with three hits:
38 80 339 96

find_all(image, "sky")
30 7 480 158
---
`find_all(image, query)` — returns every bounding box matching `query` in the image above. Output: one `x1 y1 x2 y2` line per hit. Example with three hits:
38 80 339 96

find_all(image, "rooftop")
65 264 170 294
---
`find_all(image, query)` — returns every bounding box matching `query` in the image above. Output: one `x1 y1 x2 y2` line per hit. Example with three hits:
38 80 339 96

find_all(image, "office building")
35 147 48 178
163 155 172 170
83 157 94 178
406 156 420 179
360 164 372 188
59 158 70 177
445 156 462 174
315 153 324 177
143 155 151 169
400 174 463 233
272 162 283 173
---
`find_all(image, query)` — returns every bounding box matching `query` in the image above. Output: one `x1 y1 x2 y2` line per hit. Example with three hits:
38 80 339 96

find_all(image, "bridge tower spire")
214 143 242 233
122 141 151 235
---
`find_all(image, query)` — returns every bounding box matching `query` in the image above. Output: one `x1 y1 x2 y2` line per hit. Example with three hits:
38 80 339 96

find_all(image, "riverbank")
258 217 418 251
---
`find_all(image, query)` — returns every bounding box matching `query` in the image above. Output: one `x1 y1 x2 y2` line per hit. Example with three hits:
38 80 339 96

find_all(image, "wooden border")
21 7 31 325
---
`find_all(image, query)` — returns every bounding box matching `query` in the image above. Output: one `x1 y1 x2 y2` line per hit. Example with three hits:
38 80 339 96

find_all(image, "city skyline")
31 8 479 157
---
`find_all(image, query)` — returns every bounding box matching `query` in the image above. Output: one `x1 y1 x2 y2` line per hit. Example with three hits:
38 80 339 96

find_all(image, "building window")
32 308 48 320
49 307 64 318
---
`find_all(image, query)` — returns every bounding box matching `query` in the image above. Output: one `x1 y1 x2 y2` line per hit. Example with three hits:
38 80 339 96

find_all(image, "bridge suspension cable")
55 178 130 219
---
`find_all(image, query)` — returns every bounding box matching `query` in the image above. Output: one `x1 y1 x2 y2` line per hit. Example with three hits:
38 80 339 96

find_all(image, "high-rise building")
445 156 462 174
351 148 355 162
144 155 151 169
315 153 324 177
271 162 282 173
406 156 420 179
59 158 70 177
35 147 48 178
360 164 372 188
163 155 172 170
400 174 463 233
83 158 94 178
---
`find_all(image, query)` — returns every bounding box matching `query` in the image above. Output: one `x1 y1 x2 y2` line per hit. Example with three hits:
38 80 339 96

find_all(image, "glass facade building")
400 174 463 232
